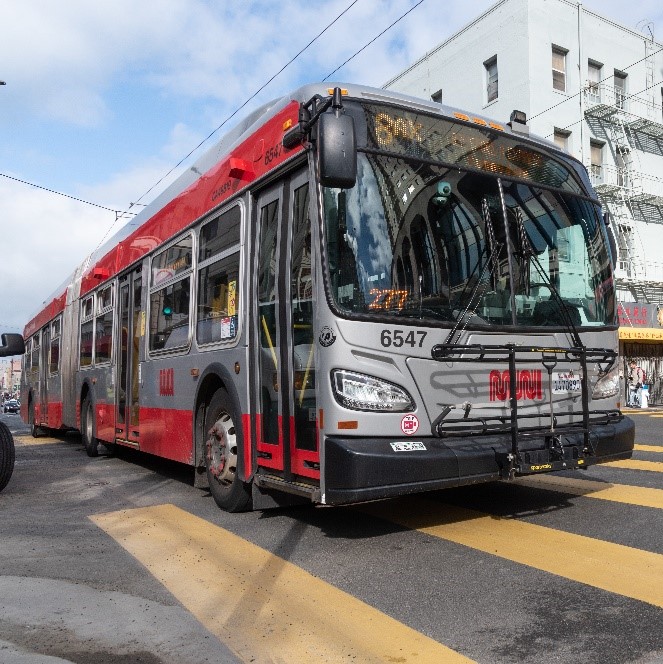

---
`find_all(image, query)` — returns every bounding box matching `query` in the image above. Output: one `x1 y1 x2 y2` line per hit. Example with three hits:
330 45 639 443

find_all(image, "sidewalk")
621 405 663 413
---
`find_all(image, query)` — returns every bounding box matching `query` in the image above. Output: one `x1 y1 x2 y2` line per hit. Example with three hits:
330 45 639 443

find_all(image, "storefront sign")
618 301 663 340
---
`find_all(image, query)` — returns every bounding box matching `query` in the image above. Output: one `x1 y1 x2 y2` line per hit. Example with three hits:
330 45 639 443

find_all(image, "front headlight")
592 365 620 400
331 369 414 412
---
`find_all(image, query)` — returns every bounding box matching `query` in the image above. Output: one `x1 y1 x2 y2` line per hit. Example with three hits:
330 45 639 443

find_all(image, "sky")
1 0 662 337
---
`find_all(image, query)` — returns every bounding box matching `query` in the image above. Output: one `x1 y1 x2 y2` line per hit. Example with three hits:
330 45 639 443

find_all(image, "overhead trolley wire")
90 0 363 254
323 0 426 81
93 0 426 253
0 172 133 219
124 0 362 212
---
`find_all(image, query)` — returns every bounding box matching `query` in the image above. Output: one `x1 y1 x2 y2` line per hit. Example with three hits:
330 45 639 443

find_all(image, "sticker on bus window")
219 315 237 340
228 281 237 316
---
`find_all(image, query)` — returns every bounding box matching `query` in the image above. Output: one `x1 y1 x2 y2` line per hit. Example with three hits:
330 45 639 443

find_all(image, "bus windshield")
323 147 614 328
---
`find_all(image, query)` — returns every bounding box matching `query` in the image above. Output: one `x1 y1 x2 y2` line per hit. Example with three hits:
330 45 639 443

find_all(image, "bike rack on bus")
430 343 622 478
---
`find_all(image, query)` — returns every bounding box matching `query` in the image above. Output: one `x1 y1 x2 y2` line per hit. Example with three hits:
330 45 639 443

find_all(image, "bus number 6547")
380 329 427 348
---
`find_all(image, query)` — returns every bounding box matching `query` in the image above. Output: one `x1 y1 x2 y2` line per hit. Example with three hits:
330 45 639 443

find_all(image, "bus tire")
0 421 15 492
203 389 252 512
81 395 99 457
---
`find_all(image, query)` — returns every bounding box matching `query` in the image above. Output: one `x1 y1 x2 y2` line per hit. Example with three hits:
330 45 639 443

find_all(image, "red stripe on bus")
255 413 285 470
47 402 63 429
34 401 63 429
289 416 320 479
139 407 194 465
96 402 116 442
242 413 252 477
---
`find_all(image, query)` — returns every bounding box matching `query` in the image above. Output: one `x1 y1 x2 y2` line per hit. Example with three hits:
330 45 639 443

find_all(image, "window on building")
590 140 604 183
553 128 571 152
484 56 498 103
552 46 567 92
614 71 627 110
587 60 602 96
616 148 629 188
431 89 443 103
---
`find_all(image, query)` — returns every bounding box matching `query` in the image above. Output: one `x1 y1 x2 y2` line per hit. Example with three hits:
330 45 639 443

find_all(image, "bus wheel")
81 396 99 458
203 389 252 512
0 421 16 492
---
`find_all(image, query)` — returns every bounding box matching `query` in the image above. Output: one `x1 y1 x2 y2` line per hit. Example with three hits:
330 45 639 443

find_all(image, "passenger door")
254 171 319 480
115 268 143 443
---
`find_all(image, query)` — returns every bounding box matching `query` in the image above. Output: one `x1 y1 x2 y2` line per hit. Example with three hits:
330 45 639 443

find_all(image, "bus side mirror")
318 112 357 189
0 333 25 357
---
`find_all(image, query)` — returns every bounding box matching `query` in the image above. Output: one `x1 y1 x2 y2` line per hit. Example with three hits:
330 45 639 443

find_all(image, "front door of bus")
116 268 142 443
255 172 319 480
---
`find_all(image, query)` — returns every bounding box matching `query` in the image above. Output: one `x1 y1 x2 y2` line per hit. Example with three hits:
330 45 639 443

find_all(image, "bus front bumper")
322 416 635 505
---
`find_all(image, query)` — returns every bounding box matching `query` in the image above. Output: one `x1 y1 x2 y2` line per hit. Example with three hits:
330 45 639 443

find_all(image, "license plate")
552 371 582 393
390 441 427 452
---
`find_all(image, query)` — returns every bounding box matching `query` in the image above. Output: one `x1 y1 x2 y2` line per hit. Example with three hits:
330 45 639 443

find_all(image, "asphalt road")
0 410 662 664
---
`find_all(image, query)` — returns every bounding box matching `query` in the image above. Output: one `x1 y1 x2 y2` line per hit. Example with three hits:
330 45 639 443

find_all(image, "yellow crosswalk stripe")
515 474 663 509
91 504 475 664
604 459 663 472
13 434 62 447
634 444 663 453
360 497 663 609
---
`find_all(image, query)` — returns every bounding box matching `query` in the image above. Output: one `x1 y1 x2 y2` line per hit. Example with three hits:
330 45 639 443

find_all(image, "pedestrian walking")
627 360 645 407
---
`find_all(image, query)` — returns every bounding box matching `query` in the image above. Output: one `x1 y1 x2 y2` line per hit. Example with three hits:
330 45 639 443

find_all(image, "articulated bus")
21 83 634 511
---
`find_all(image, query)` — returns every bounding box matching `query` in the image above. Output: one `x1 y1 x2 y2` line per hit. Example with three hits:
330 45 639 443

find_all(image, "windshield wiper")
513 207 583 349
443 198 502 349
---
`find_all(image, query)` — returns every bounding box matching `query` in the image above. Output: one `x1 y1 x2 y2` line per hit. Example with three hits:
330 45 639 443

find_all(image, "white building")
385 0 663 304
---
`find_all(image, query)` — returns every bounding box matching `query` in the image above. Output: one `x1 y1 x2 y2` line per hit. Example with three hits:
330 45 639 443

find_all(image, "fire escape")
583 42 663 303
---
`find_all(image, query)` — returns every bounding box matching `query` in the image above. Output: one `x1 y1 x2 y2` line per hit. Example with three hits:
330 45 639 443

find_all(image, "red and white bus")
22 84 634 511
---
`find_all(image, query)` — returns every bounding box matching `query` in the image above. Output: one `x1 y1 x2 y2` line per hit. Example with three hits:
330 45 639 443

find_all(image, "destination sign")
362 104 583 194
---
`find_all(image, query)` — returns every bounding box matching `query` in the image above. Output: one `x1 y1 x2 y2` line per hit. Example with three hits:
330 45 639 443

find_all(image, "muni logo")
489 369 543 402
159 368 175 396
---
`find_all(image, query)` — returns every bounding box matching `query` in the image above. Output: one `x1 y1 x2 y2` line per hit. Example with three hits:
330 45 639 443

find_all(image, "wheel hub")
206 413 237 485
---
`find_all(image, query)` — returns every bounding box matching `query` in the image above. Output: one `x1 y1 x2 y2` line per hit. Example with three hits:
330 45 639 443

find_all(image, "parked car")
0 333 26 492
3 399 20 414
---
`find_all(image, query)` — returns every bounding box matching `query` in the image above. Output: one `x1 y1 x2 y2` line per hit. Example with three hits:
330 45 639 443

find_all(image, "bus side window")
196 205 242 346
149 234 193 352
49 317 61 375
80 295 94 367
149 279 191 351
196 253 240 345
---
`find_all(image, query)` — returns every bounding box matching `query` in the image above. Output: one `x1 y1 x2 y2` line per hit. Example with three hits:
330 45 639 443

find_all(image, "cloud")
1 0 661 337
0 176 106 331
0 116 205 332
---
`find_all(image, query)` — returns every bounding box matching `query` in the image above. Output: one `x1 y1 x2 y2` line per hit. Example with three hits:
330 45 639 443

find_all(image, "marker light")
331 369 414 412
